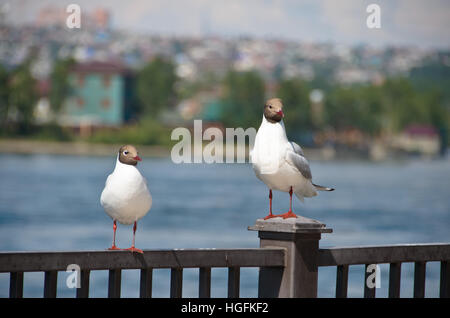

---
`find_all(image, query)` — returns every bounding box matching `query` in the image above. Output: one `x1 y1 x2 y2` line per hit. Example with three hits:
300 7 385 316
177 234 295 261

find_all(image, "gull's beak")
133 155 142 161
277 110 284 118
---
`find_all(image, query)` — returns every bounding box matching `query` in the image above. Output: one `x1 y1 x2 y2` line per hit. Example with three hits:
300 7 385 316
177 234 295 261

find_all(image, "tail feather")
313 183 335 191
294 191 305 202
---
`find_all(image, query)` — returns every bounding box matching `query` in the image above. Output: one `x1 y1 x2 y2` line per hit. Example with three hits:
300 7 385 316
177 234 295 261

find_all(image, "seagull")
100 145 152 253
251 98 334 220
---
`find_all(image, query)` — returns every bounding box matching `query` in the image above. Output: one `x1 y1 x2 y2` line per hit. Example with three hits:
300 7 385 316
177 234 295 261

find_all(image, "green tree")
425 90 449 129
380 78 430 131
324 84 384 135
220 70 265 128
0 65 9 130
325 86 360 131
356 84 385 135
9 62 37 134
49 58 75 114
136 56 177 117
409 62 450 147
409 62 450 102
323 78 449 136
277 78 312 132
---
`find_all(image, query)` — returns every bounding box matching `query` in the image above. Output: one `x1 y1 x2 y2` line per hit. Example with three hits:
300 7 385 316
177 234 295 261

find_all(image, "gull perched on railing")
251 98 334 220
101 145 152 253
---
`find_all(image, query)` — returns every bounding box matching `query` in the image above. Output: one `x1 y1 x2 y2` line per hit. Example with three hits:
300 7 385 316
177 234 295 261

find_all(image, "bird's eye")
269 105 272 109
123 151 129 155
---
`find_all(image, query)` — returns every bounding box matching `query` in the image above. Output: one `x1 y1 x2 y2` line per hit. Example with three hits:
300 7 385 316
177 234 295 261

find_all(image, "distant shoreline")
0 138 331 161
0 138 171 158
2 138 439 162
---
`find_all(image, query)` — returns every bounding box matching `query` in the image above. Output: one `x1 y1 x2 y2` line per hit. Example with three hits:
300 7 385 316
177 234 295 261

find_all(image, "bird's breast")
101 172 152 224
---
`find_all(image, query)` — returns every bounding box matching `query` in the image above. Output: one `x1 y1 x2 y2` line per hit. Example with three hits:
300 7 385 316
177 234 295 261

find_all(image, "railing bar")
440 261 450 298
335 265 349 298
364 264 376 298
0 248 285 272
9 272 24 298
199 267 211 298
388 262 402 298
413 262 426 298
76 270 90 298
227 267 240 298
170 268 183 298
108 269 121 298
140 268 153 298
43 271 58 298
318 244 450 267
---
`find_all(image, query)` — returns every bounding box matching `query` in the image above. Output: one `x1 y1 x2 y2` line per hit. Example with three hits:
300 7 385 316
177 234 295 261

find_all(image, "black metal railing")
317 243 450 298
1 218 450 298
0 248 285 298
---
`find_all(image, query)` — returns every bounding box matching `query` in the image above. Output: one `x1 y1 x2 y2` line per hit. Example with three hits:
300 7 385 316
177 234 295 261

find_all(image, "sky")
2 0 450 49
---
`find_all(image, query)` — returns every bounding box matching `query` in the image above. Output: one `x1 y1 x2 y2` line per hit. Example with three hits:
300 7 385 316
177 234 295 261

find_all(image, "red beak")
277 110 284 118
133 155 142 161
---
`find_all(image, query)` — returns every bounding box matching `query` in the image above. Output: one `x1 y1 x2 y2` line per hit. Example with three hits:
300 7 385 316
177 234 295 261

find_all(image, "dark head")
264 98 284 123
118 145 142 166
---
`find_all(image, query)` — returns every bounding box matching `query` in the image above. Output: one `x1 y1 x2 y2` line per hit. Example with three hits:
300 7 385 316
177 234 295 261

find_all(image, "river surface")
0 154 449 297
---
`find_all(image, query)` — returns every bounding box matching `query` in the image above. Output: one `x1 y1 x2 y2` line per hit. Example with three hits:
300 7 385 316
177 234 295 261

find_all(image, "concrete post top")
248 215 333 234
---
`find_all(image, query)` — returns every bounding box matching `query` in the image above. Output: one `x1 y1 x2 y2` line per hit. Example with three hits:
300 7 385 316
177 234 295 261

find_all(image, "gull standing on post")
101 145 152 253
251 98 334 219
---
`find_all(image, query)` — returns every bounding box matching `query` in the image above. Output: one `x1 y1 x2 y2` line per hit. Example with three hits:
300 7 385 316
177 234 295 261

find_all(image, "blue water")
0 153 449 297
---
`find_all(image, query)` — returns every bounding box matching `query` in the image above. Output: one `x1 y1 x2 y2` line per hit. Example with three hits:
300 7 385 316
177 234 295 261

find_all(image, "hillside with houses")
0 6 449 160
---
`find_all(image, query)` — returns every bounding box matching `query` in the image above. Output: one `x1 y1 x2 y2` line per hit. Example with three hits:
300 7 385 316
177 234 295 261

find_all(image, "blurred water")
0 154 449 297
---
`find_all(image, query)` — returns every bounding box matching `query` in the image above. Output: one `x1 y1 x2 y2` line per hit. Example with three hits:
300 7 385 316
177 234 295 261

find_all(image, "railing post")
249 216 332 298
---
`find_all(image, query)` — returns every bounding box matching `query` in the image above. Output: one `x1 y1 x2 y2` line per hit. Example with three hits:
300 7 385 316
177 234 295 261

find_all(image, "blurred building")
59 61 135 129
35 6 67 27
390 124 440 156
34 79 52 124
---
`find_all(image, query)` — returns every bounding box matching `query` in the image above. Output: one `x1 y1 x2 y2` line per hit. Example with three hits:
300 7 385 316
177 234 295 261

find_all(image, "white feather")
100 156 152 225
251 116 317 201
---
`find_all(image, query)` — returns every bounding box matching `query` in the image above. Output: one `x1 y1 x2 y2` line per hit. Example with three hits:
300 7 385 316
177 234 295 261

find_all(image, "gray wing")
289 141 305 156
285 142 312 180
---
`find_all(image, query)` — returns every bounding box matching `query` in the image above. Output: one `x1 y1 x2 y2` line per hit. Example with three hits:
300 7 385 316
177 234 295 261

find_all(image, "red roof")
71 61 128 74
404 124 438 137
36 79 50 97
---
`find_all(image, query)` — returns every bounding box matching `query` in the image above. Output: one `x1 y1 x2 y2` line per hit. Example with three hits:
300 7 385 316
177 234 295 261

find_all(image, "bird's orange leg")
108 220 121 250
125 221 143 254
279 187 297 219
264 189 281 220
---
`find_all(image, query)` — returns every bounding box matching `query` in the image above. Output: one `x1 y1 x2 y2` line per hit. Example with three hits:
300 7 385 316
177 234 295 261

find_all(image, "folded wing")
285 142 312 180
